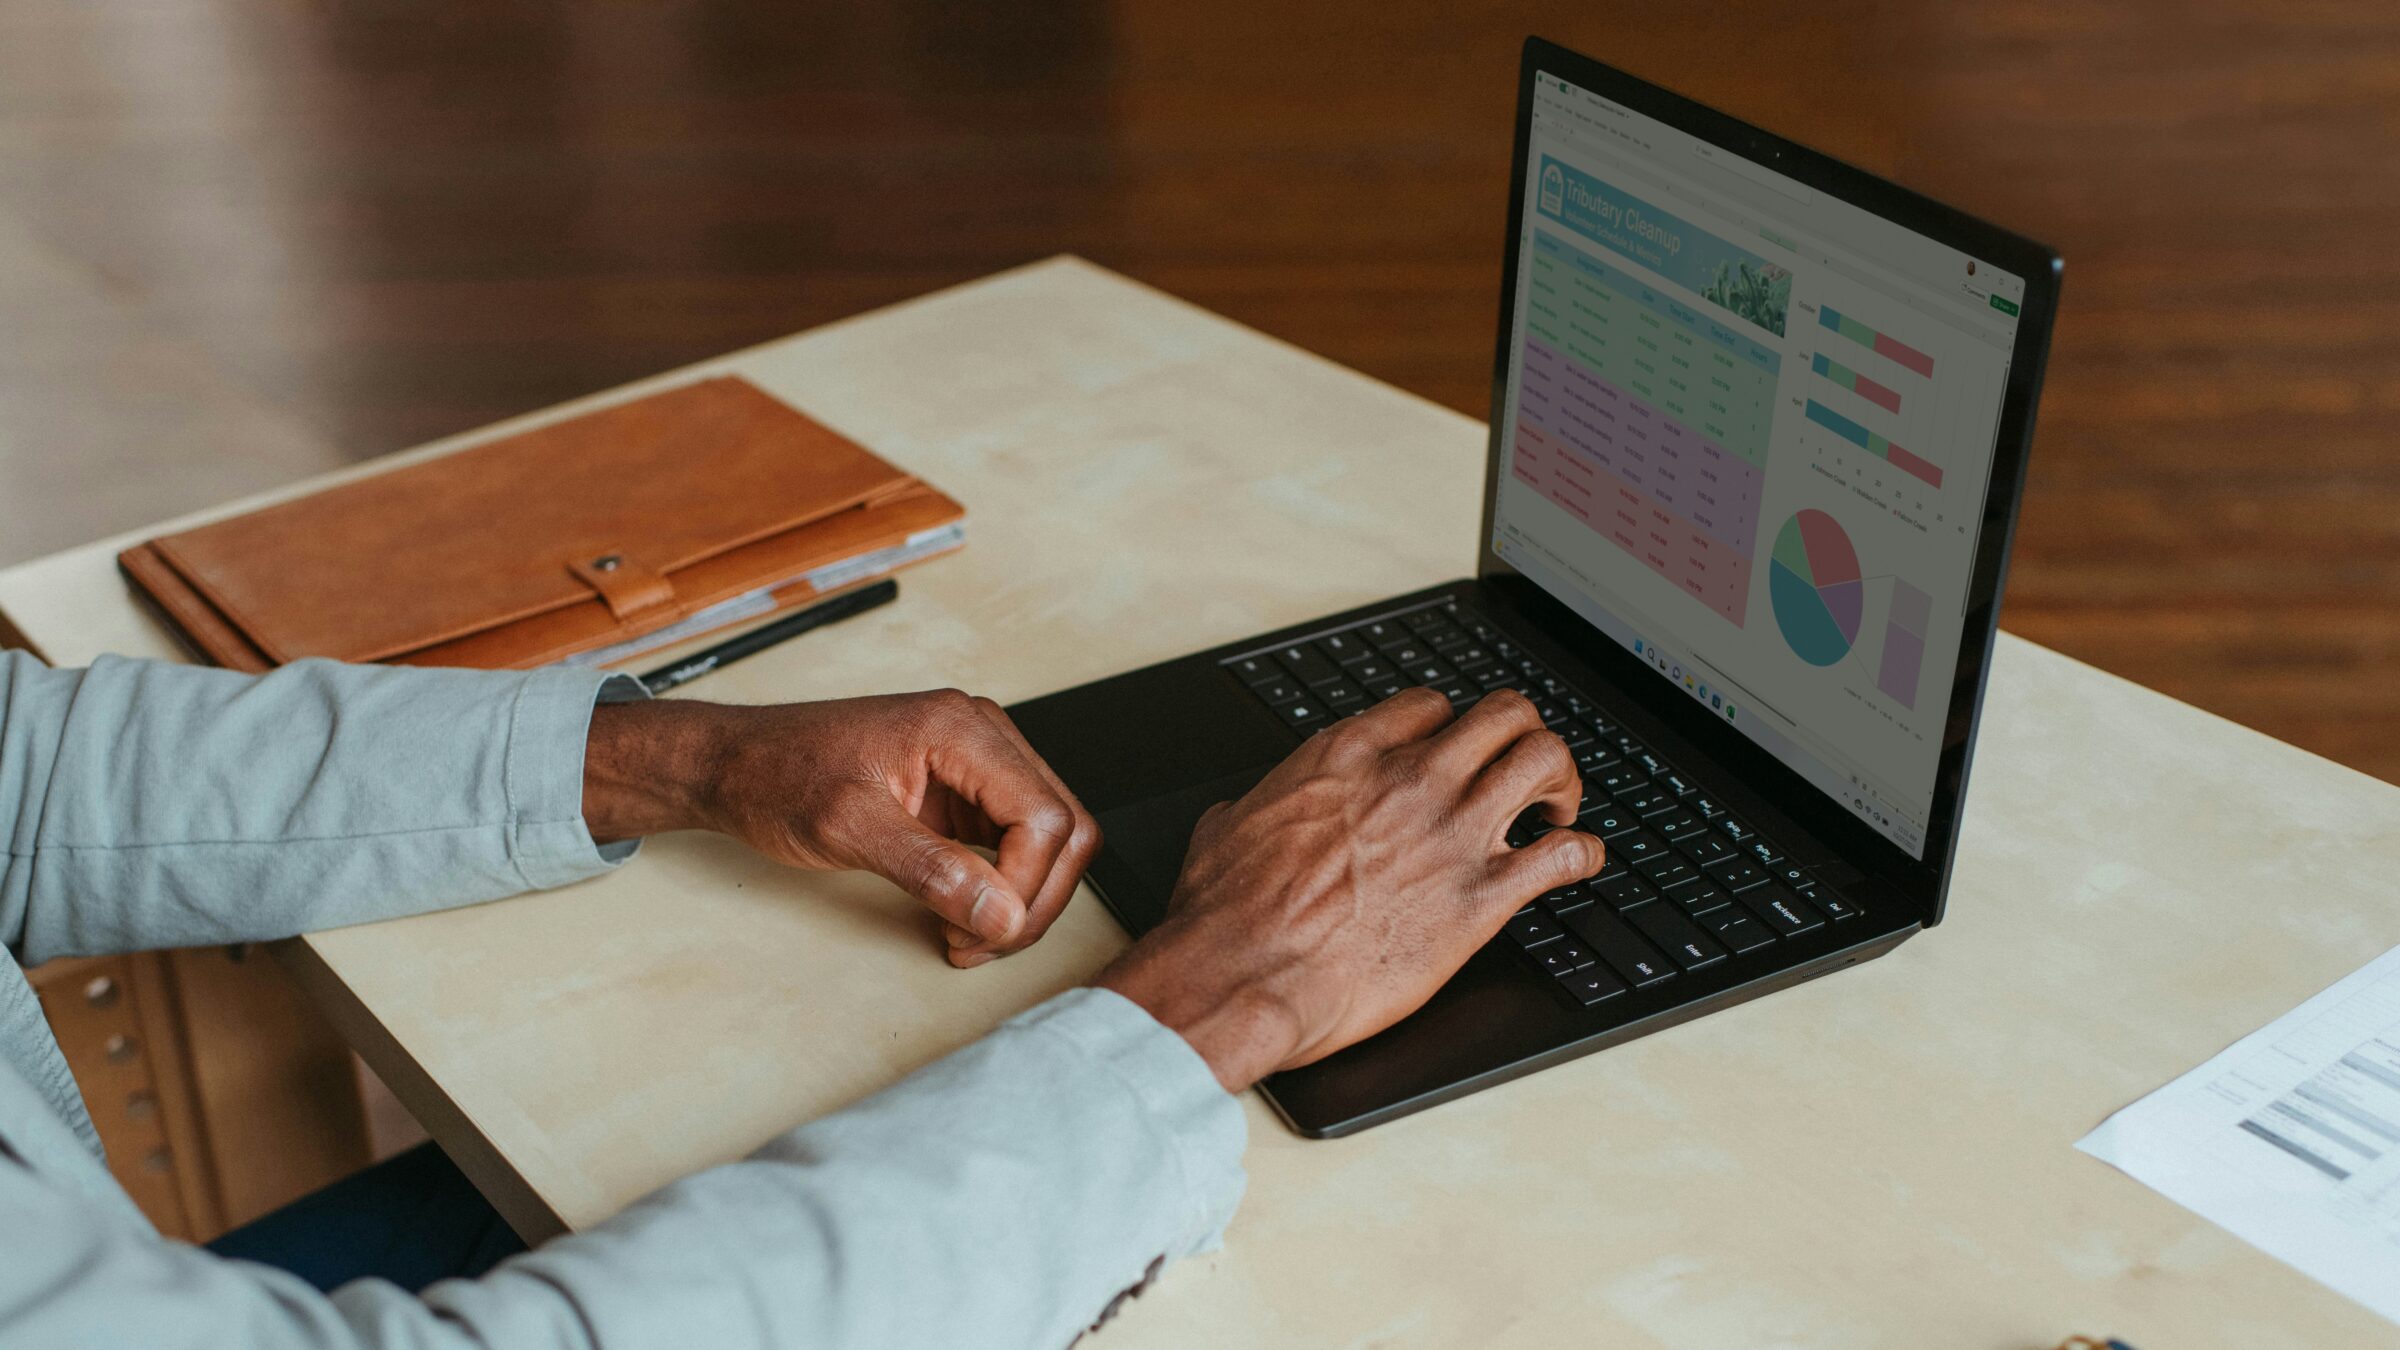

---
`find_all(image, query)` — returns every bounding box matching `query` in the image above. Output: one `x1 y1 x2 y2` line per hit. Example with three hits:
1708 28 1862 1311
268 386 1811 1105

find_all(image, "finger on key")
1423 687 1546 776
1484 827 1606 909
1465 726 1582 836
1337 684 1455 748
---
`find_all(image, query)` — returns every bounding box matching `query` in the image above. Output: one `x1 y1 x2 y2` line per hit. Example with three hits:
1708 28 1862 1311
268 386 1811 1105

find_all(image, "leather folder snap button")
569 552 677 622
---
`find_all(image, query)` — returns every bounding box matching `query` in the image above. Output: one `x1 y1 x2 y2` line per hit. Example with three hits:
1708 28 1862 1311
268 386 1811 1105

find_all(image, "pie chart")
1768 509 1863 666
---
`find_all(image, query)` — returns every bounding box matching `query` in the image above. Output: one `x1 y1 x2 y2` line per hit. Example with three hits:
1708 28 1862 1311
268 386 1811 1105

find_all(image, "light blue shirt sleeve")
0 651 635 964
2 987 1246 1350
0 650 1249 1347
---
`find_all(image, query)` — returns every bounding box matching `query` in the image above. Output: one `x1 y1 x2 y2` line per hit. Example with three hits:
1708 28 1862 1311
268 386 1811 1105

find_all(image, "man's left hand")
581 689 1100 966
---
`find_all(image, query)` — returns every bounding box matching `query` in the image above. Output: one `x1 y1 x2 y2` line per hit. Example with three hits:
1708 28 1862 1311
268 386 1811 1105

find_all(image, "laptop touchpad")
1091 766 1272 934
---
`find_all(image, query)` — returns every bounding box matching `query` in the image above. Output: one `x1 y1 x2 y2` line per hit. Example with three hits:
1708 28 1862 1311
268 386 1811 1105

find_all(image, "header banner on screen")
1535 155 1791 336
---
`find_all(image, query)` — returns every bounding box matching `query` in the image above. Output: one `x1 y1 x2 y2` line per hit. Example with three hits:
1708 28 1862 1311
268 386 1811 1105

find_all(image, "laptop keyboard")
1223 597 1862 1011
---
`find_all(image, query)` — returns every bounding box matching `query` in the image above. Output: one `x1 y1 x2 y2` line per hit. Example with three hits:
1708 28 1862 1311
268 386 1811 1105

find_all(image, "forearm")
452 987 1246 1348
579 698 726 843
0 990 1245 1350
0 651 632 964
1099 924 1303 1092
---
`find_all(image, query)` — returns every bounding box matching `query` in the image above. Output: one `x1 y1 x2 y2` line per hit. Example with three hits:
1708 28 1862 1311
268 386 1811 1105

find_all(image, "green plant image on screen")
1702 260 1791 337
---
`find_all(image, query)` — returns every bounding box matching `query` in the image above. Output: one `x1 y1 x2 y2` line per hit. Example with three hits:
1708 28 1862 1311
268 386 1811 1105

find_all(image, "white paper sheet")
2077 942 2400 1324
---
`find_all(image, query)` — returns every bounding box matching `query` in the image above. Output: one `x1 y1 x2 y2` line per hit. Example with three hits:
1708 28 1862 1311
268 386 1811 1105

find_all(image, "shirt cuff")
1027 987 1250 1257
503 668 651 890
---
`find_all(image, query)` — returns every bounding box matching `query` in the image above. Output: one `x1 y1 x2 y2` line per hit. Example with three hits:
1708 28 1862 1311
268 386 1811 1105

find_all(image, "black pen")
636 578 900 694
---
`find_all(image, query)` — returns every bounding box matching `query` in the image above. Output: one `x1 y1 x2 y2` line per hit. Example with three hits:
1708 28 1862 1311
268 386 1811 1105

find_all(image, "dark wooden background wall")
1 1 2393 784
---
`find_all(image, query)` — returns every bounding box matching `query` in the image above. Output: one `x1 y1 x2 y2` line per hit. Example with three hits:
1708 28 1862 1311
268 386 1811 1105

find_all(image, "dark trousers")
205 1142 527 1294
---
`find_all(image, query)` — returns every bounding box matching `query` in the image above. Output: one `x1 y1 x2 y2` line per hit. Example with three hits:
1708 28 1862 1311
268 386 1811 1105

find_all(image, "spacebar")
1562 906 1676 988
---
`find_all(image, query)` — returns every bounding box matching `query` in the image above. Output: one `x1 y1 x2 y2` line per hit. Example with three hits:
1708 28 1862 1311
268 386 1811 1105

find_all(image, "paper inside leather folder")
117 377 964 672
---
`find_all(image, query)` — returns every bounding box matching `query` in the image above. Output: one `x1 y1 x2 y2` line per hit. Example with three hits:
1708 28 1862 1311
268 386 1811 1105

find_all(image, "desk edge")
274 936 570 1244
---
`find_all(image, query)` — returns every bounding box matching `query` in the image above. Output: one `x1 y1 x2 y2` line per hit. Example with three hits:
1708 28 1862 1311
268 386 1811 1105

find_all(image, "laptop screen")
1490 71 2027 860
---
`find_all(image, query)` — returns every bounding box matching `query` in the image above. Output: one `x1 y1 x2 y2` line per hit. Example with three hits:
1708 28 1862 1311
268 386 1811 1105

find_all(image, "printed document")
2078 942 2400 1324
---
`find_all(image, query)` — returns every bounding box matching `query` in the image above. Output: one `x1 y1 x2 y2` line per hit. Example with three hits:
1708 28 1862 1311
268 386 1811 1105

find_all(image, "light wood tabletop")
3 257 2394 1347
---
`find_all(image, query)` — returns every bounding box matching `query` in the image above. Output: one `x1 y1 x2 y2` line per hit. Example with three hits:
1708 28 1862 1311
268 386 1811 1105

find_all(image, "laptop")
1010 36 2061 1138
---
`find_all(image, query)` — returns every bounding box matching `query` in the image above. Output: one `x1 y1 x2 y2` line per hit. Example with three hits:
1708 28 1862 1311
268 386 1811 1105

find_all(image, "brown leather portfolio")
118 377 964 672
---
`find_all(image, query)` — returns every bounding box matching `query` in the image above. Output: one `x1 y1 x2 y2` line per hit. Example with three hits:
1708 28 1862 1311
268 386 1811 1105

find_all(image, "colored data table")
3 258 2395 1347
1511 228 1779 625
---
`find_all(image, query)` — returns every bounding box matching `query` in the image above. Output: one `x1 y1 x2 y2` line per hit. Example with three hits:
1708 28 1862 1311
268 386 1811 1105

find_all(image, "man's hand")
1097 687 1602 1092
582 690 1100 966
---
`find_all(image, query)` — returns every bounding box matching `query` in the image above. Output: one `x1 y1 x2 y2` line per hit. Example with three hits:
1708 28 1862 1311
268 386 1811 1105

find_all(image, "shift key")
1563 906 1677 988
1623 901 1728 972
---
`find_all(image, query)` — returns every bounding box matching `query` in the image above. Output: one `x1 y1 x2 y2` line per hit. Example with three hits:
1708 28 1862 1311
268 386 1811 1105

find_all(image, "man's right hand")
1096 687 1604 1092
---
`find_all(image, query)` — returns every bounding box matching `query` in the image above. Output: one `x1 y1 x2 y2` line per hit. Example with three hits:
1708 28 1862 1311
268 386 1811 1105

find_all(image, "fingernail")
967 885 1022 943
958 950 996 968
944 925 976 949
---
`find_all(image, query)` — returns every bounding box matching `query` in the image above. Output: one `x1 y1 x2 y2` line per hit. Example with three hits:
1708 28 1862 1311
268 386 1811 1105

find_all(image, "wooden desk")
4 258 2394 1346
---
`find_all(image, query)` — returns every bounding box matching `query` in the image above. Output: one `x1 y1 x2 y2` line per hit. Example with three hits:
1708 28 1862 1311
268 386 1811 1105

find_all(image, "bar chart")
1819 305 1934 377
1803 398 1945 489
1804 302 1950 492
1812 351 1901 414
